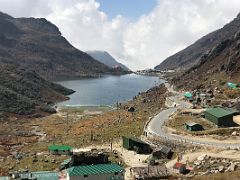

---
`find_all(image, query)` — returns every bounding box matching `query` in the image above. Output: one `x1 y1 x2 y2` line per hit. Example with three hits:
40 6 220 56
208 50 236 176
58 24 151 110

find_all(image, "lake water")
56 74 164 106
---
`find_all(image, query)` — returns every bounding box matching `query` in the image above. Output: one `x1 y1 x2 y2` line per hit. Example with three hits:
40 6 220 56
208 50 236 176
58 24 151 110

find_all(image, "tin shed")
204 108 235 127
122 136 151 154
48 145 72 155
152 145 173 159
185 122 203 131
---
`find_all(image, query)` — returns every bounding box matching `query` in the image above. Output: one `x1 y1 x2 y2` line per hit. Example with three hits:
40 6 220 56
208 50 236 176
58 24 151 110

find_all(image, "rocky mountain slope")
0 12 114 80
0 64 74 115
172 29 240 89
155 13 240 71
86 50 130 71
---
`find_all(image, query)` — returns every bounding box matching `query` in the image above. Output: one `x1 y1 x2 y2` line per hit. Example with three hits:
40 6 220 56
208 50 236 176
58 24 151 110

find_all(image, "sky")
0 0 240 70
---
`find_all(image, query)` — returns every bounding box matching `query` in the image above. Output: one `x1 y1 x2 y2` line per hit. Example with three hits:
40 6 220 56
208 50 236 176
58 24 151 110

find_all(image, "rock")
227 163 237 172
232 131 237 136
197 154 208 161
210 170 215 173
201 170 210 175
194 161 201 166
210 160 217 164
218 166 224 172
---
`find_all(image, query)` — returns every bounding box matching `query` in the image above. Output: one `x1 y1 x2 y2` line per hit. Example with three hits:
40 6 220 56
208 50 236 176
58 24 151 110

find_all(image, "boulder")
218 166 224 172
227 163 237 172
197 154 208 161
232 131 237 136
194 161 201 166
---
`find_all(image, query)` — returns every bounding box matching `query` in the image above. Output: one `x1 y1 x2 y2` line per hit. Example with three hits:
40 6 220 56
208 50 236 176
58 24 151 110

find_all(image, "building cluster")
1 145 124 180
122 136 173 179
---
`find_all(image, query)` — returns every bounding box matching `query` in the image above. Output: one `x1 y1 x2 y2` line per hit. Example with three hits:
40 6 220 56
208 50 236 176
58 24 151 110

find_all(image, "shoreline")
55 73 164 109
0 75 168 175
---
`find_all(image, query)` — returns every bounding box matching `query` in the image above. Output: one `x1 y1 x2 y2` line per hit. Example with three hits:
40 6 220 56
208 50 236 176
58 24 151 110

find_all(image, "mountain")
171 23 240 89
86 51 130 71
0 12 114 80
155 13 240 71
0 64 74 115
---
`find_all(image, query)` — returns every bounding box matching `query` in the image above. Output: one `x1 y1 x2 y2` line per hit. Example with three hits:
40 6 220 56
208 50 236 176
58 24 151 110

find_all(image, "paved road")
145 86 240 149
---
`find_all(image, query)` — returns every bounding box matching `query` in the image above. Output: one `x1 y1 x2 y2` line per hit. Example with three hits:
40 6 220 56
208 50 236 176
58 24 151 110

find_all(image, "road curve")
145 90 240 149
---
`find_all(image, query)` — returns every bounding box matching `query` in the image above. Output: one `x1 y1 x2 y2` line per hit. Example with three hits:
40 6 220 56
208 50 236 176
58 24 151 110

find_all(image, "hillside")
0 12 114 80
0 64 74 115
171 29 240 89
155 13 240 71
86 50 130 71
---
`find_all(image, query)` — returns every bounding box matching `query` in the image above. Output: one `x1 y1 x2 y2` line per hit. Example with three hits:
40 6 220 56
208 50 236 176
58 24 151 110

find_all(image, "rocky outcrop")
170 18 240 89
0 64 74 115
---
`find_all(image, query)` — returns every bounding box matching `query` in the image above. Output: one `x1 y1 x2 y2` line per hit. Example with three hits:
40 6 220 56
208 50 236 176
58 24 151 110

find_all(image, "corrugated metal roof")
67 164 124 176
32 171 58 180
0 177 9 180
185 122 199 126
184 92 193 98
205 108 234 118
48 145 72 151
154 145 171 154
61 158 71 166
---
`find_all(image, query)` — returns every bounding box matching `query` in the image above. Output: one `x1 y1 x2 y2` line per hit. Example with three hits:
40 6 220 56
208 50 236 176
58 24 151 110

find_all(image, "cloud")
122 0 240 69
0 0 239 70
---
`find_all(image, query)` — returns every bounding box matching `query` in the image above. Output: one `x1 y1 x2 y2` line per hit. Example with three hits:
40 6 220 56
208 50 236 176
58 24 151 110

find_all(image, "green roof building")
184 92 193 99
48 145 72 155
227 82 237 89
4 171 59 180
204 108 236 127
0 177 9 180
67 163 124 180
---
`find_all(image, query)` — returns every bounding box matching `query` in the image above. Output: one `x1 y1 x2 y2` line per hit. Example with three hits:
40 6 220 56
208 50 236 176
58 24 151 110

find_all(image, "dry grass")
0 84 167 175
166 115 215 132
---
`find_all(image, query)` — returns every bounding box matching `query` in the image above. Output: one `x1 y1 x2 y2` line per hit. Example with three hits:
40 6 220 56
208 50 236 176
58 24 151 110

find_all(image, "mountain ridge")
0 12 116 80
171 22 240 89
86 50 130 71
0 64 74 115
155 12 240 71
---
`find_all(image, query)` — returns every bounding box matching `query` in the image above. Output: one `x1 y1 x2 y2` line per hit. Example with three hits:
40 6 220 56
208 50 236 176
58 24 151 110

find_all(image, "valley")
0 5 240 180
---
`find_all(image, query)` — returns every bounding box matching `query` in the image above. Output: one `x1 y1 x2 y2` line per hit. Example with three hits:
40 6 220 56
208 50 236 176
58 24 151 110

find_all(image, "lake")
56 74 164 107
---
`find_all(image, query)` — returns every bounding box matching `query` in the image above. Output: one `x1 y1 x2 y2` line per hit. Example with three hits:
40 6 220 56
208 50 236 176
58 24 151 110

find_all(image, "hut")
184 92 193 100
227 82 237 89
185 122 203 131
152 146 173 159
173 162 187 174
48 145 72 155
122 136 151 154
128 107 135 112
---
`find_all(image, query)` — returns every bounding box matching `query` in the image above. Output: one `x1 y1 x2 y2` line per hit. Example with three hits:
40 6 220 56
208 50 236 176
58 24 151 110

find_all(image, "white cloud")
0 0 239 70
122 0 240 69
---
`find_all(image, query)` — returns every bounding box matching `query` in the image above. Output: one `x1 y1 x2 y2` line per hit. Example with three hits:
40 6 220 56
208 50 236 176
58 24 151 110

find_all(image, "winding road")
145 84 240 149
